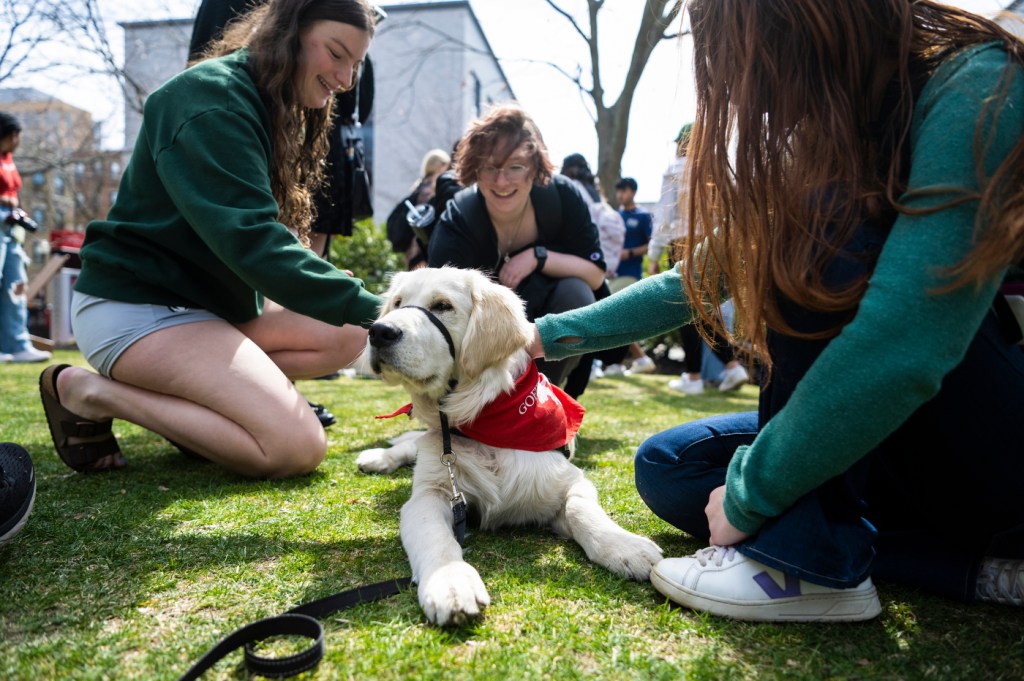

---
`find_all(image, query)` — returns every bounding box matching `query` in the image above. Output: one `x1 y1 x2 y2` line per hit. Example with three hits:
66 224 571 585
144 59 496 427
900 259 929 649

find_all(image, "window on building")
110 161 121 178
32 172 45 187
32 208 44 226
75 163 86 179
53 175 64 192
471 72 482 117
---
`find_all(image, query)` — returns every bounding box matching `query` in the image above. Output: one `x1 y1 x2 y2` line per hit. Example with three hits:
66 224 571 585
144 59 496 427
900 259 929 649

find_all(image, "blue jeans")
0 229 31 355
635 220 1024 600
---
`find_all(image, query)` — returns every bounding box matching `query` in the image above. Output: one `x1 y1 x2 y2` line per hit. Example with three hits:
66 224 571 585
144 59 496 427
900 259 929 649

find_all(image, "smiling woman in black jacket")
428 104 606 390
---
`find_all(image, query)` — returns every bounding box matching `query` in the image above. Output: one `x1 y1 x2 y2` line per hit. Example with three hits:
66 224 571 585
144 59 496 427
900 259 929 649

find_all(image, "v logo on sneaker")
753 571 801 599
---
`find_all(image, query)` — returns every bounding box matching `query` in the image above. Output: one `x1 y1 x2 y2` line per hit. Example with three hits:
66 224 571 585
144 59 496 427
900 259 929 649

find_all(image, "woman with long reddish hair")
531 0 1024 620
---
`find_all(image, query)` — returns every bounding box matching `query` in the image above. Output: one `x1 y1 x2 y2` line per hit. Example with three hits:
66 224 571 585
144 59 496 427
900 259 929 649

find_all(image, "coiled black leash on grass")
177 577 412 680
182 305 469 678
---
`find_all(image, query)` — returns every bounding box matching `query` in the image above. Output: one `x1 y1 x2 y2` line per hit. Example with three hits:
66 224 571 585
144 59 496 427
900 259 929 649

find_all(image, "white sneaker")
976 557 1024 606
668 374 704 395
625 355 655 375
651 546 882 622
10 347 52 363
719 364 750 391
602 363 626 376
590 360 604 380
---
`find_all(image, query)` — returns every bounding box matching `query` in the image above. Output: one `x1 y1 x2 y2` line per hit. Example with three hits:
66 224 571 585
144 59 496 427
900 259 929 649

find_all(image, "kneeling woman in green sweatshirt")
532 0 1024 620
39 0 382 478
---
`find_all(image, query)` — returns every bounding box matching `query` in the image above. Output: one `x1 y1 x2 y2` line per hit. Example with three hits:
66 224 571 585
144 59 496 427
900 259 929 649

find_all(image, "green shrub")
328 219 403 293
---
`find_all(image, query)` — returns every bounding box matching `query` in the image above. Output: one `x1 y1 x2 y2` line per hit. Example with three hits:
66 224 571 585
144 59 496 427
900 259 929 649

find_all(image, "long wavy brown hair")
195 0 377 243
683 0 1024 368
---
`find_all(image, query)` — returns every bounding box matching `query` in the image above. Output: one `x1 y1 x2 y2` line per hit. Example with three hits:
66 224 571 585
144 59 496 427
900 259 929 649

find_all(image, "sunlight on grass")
0 351 1021 679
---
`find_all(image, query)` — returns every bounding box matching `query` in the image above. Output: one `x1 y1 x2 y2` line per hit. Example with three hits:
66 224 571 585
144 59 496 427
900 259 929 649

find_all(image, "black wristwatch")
533 245 548 273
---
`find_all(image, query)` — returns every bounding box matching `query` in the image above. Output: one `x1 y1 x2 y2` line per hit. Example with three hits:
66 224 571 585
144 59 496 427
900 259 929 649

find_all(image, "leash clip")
438 411 467 546
440 448 463 506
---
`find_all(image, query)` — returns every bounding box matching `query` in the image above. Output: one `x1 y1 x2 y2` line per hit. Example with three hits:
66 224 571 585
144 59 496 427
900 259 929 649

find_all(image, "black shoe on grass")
0 443 36 546
309 401 337 428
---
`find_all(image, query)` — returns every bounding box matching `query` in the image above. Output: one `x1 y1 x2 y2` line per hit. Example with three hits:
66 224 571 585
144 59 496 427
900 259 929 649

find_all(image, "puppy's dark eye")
392 297 402 308
430 300 453 313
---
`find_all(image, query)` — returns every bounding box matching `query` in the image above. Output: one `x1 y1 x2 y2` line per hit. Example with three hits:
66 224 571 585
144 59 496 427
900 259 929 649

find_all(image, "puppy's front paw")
356 447 400 474
594 532 664 581
419 561 490 626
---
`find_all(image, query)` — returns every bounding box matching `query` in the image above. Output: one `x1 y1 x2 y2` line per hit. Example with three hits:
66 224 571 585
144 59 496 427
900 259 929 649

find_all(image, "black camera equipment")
3 207 38 232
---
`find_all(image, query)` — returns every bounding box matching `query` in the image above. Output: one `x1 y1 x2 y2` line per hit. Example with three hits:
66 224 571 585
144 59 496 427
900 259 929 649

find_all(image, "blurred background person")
0 111 51 364
386 147 451 269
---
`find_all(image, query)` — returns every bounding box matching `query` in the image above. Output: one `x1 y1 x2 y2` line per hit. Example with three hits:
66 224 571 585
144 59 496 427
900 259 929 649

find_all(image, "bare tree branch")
0 0 61 84
543 0 590 44
561 0 686 206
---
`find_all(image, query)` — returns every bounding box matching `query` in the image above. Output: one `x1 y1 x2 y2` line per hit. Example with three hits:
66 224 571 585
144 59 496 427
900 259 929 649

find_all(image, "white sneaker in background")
976 557 1024 606
719 364 749 391
668 374 704 395
625 355 655 375
602 363 626 376
590 360 604 380
651 546 882 622
10 347 51 363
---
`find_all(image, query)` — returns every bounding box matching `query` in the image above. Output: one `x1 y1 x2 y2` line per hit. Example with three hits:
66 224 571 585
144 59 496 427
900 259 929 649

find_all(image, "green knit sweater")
537 43 1024 534
75 50 382 327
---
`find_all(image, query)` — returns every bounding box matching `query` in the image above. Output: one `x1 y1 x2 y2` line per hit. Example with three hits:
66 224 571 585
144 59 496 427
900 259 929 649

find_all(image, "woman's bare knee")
250 426 327 478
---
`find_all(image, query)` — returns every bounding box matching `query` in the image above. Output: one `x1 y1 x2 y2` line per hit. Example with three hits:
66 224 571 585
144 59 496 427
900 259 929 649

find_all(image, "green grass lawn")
2 350 1022 680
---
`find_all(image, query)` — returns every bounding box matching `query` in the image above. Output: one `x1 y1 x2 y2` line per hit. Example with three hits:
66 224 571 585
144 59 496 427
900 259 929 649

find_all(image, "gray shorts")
71 292 222 377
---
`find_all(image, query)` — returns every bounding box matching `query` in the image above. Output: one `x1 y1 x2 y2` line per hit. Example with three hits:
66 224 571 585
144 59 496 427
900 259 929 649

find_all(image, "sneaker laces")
693 545 737 568
976 558 1024 606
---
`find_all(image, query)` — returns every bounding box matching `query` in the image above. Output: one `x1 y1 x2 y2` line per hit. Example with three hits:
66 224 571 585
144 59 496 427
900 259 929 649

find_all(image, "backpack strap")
531 180 562 245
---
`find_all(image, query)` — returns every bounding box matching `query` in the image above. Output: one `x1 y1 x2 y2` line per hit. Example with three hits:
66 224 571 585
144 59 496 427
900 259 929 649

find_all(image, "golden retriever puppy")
357 267 663 626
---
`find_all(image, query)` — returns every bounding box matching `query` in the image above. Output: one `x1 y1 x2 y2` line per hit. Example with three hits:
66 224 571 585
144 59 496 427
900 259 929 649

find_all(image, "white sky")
6 0 1015 202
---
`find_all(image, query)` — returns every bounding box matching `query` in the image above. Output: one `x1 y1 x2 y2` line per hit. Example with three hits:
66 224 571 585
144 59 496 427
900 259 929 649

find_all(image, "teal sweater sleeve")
535 266 696 359
723 45 1024 533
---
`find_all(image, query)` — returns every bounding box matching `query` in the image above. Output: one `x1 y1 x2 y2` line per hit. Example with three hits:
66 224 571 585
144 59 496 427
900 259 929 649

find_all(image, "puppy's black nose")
369 322 403 348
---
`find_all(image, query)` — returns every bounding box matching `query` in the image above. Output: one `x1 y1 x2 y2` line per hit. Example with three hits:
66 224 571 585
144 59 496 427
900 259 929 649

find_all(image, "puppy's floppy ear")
460 275 533 380
379 271 408 318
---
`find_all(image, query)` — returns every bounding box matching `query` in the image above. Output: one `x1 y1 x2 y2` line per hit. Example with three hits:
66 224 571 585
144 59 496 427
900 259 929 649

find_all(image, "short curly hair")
454 103 554 187
0 112 21 140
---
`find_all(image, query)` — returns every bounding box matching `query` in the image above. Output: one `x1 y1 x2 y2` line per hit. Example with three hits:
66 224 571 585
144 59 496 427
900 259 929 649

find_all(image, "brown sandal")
39 364 125 472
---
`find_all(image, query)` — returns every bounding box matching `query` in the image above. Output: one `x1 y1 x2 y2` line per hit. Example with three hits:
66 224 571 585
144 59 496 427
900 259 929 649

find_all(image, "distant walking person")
0 112 51 364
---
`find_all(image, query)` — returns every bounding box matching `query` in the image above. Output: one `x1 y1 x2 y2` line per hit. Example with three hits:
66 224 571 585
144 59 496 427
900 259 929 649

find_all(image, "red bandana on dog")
377 361 585 451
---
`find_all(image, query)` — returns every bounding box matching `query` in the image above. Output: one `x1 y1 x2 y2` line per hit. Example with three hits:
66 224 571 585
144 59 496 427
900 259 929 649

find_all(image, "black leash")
180 306 470 678
177 577 412 680
405 305 467 547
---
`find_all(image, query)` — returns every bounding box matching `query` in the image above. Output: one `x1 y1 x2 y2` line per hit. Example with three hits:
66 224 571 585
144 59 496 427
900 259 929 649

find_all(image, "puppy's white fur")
357 267 662 626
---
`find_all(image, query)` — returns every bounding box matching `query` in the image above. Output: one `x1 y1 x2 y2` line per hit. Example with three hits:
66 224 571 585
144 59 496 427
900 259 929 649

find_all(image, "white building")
119 1 513 224
119 18 194 154
371 1 513 215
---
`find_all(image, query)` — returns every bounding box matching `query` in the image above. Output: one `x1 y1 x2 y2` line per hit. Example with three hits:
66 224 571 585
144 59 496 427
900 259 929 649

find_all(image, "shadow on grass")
1 430 416 637
5 359 1023 679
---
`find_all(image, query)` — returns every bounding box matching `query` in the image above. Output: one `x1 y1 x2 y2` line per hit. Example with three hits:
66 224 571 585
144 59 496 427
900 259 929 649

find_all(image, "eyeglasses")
479 164 531 183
